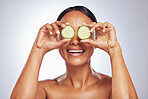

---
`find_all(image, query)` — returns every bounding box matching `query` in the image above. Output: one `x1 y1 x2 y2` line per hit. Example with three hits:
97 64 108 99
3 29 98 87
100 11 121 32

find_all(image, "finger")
80 39 96 46
55 21 66 28
96 29 104 35
56 39 71 48
96 28 102 32
102 22 109 29
102 22 116 35
40 23 52 34
102 22 114 29
41 29 50 34
82 22 97 36
44 23 53 35
99 28 112 34
65 23 70 25
105 28 112 33
91 22 103 32
51 23 60 35
102 22 116 45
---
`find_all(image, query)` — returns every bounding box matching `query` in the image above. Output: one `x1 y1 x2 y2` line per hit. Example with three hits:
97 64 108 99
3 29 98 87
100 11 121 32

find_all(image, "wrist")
32 44 46 57
108 42 122 56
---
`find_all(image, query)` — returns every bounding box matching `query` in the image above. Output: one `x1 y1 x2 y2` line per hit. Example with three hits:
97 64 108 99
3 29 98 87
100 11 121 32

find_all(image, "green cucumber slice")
61 25 75 39
78 26 90 39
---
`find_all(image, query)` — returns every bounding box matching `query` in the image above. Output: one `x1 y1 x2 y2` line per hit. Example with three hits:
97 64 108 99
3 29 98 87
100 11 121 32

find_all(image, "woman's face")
59 11 94 66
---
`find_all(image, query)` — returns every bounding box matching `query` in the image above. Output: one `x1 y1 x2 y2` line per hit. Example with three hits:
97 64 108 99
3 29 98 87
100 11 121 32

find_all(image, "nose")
69 32 80 45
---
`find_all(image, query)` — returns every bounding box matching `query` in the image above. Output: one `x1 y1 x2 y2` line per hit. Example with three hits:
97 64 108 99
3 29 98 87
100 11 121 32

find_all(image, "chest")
45 85 111 99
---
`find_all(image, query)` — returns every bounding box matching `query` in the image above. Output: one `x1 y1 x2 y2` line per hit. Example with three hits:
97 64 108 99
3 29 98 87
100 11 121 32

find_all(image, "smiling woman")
10 6 138 99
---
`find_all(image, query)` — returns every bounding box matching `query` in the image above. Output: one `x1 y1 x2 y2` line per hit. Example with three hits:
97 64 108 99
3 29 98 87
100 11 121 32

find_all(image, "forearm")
109 43 138 99
11 46 44 99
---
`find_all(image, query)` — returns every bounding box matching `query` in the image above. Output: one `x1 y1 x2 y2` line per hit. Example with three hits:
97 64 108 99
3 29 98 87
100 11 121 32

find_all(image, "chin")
65 58 90 67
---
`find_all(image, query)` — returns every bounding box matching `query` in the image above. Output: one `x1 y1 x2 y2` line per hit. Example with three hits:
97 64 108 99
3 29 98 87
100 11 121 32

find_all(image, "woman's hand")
81 22 119 54
34 21 70 55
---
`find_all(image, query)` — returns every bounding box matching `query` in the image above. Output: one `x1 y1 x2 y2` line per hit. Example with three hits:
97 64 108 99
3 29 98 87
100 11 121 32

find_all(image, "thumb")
80 39 96 46
56 39 71 48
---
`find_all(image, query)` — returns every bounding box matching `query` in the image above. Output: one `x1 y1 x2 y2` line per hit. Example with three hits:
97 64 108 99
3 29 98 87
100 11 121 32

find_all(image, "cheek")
85 43 94 52
59 46 69 61
88 47 94 57
84 43 94 58
59 48 65 59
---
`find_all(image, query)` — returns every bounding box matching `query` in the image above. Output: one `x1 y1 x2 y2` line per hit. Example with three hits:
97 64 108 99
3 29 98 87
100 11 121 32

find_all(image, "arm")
81 22 138 99
11 21 69 99
109 43 138 99
11 46 45 99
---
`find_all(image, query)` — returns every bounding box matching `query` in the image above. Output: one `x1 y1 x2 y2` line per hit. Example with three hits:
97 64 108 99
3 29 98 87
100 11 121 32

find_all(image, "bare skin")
11 11 138 99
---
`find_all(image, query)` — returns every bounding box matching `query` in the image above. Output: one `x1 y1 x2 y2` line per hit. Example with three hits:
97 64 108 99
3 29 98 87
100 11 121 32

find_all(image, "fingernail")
83 22 86 25
90 29 93 32
57 30 60 34
65 23 69 25
103 29 105 33
109 28 112 31
63 24 66 27
50 31 52 35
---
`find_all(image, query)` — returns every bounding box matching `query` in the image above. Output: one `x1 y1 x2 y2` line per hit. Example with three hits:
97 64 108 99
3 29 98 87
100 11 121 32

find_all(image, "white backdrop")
0 0 148 98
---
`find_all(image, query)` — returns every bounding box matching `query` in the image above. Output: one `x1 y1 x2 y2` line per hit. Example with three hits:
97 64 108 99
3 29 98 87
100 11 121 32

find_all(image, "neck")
65 60 93 89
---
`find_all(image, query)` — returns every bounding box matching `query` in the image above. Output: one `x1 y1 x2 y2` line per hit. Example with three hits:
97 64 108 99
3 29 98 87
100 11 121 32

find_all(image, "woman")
11 6 138 99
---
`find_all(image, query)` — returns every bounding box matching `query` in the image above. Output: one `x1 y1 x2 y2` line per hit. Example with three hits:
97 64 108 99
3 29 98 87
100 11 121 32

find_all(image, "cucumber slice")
78 26 90 39
61 25 75 39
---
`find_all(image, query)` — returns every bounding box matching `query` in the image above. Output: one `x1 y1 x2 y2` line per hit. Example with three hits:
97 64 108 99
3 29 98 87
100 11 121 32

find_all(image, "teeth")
68 50 84 53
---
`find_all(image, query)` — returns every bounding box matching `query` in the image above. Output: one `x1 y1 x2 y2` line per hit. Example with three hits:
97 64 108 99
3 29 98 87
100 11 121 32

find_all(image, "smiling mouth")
67 49 85 53
67 49 85 56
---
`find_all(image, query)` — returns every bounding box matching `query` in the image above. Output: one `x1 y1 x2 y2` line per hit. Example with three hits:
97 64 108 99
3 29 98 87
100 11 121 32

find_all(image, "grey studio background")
0 0 148 98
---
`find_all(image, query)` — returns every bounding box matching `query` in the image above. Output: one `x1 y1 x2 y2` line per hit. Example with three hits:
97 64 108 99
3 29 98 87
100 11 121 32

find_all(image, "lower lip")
68 52 84 56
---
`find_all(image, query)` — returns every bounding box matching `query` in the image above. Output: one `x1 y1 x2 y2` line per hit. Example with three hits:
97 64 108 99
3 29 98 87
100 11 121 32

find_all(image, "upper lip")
67 46 85 50
68 48 84 50
67 47 85 51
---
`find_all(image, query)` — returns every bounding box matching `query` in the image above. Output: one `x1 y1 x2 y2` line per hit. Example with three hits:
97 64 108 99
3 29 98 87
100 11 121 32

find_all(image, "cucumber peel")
61 25 75 39
78 26 90 39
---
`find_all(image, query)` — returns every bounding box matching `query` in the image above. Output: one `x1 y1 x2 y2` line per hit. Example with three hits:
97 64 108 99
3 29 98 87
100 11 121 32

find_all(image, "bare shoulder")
38 79 58 90
99 72 111 81
36 79 56 98
38 73 66 90
39 79 57 85
93 71 112 86
36 74 67 99
92 71 112 98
